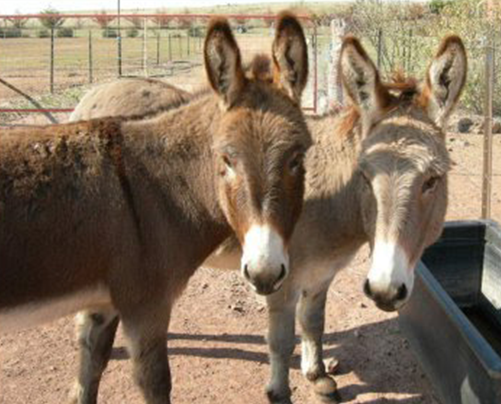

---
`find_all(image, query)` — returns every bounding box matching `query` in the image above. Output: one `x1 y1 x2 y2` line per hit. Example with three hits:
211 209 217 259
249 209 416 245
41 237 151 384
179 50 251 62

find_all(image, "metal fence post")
88 30 93 84
313 24 318 114
143 17 148 77
168 34 172 61
157 31 160 65
50 28 54 93
482 38 494 219
117 1 122 77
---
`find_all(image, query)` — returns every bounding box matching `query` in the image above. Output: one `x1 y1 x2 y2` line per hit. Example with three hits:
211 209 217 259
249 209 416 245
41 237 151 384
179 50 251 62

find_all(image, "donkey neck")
292 109 367 265
121 95 232 266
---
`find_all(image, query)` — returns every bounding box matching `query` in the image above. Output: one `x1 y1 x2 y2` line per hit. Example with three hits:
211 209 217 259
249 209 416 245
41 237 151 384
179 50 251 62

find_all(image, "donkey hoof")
313 377 341 403
324 358 340 375
305 367 324 382
266 387 293 404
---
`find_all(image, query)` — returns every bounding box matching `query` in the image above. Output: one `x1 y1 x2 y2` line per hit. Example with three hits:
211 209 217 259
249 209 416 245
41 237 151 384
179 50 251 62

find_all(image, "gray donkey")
0 13 312 404
70 35 467 403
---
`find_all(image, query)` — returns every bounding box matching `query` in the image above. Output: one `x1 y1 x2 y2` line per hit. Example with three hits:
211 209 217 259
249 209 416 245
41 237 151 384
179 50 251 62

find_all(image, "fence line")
0 13 318 116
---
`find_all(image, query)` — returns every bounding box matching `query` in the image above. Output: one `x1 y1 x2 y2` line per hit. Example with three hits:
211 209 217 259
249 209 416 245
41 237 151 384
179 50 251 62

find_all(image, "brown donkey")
69 78 204 122
69 36 467 403
0 14 312 404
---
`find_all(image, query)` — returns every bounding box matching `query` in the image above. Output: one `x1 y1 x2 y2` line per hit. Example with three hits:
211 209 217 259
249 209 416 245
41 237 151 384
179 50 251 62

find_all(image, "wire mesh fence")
0 13 319 120
320 0 501 222
0 4 499 221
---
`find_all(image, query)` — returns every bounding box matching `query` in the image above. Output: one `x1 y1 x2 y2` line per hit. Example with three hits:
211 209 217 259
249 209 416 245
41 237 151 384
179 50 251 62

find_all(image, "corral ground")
0 125 500 403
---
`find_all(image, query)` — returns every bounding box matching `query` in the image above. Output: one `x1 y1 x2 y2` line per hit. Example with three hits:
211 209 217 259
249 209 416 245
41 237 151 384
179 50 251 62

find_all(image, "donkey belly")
0 285 111 334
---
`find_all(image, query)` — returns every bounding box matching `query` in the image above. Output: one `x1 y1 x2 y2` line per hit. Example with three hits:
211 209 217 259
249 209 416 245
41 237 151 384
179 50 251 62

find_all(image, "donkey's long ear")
272 12 308 103
422 35 467 128
340 36 389 131
204 18 246 107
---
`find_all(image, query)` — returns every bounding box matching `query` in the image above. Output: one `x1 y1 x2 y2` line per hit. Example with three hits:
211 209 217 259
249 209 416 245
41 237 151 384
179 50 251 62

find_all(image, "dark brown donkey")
0 14 311 404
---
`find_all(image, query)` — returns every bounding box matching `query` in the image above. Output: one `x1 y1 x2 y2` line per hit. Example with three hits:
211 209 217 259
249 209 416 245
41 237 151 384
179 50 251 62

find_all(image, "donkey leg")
121 308 172 404
265 290 299 404
69 308 120 404
298 286 340 403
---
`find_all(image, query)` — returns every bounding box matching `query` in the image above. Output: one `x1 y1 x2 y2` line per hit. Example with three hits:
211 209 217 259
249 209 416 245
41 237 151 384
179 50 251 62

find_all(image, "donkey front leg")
69 308 120 404
298 285 339 403
265 290 299 404
121 306 173 404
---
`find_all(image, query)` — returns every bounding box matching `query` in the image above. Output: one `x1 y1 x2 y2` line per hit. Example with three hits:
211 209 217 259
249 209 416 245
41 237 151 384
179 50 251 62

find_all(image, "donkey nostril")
277 264 287 283
243 264 251 281
363 279 372 298
396 284 408 301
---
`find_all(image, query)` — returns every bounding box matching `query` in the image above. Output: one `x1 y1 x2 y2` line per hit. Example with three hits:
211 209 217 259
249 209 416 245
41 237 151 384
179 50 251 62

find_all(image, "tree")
127 16 145 29
152 10 172 29
6 11 29 29
93 11 115 29
176 17 193 30
39 8 65 30
176 8 194 30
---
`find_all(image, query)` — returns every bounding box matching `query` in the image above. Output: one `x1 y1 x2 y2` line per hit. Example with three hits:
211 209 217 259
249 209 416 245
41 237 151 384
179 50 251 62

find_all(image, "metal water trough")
398 220 501 404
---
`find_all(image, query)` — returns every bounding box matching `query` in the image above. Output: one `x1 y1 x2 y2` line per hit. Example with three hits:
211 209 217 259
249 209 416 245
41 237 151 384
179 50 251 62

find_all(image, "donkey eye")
288 153 304 174
220 154 237 178
222 154 233 169
422 176 440 193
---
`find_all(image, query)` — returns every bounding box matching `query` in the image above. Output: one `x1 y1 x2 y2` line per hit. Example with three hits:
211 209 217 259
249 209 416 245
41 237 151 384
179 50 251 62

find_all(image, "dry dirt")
0 128 500 404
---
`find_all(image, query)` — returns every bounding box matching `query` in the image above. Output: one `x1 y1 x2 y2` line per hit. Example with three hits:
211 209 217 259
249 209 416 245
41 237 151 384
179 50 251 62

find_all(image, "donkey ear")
422 35 467 128
339 36 390 127
204 18 246 107
272 12 308 103
340 36 389 131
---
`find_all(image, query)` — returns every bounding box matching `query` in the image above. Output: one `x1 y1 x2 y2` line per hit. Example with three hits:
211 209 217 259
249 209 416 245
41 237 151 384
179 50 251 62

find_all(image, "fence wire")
0 13 318 122
0 5 499 221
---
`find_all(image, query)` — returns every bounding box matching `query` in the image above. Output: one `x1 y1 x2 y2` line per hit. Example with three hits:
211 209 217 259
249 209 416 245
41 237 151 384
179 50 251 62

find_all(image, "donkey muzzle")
240 224 290 295
243 263 288 295
364 279 408 312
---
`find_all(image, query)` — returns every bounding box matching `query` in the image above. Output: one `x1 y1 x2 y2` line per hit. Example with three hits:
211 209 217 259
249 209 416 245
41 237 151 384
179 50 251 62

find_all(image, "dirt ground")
0 126 500 403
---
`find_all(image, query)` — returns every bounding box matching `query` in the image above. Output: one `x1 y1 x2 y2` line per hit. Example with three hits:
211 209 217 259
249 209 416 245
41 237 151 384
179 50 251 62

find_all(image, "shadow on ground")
111 317 431 403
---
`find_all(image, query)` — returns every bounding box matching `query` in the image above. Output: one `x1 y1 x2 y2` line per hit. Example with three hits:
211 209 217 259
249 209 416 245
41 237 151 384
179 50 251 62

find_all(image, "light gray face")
358 118 450 311
338 34 467 312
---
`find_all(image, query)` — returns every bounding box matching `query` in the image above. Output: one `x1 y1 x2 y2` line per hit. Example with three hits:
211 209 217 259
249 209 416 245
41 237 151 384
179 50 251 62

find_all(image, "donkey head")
340 36 467 311
204 13 311 295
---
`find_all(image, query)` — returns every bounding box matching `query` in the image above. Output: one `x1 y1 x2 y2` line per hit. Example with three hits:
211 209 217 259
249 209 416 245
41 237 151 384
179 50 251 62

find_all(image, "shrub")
188 25 203 38
37 29 50 38
0 27 22 38
56 27 74 38
429 0 453 15
39 29 51 38
102 28 118 38
127 28 139 38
